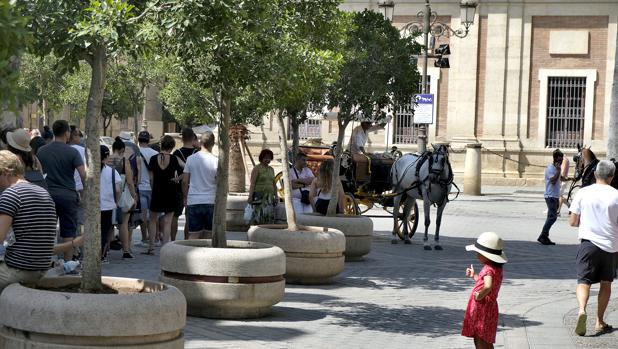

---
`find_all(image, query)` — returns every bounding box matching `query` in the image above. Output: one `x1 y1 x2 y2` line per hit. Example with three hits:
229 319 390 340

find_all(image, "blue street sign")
413 94 434 124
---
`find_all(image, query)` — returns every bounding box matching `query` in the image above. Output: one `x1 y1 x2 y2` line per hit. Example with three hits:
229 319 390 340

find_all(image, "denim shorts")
187 204 214 233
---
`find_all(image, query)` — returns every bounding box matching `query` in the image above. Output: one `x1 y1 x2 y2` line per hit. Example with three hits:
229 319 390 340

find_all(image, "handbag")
118 175 135 213
293 167 311 205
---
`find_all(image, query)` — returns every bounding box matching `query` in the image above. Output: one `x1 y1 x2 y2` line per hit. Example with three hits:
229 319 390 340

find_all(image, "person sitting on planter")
290 152 315 215
182 131 217 240
248 149 278 224
0 150 58 292
309 159 345 215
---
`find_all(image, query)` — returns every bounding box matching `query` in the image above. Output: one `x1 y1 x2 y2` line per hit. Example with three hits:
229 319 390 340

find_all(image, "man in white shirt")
347 119 387 182
136 131 158 245
289 152 315 215
569 160 618 336
182 131 217 239
69 128 86 232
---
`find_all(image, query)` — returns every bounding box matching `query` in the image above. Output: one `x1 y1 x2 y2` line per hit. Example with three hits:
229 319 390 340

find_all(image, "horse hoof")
434 245 443 251
404 240 412 245
391 239 398 244
423 245 432 250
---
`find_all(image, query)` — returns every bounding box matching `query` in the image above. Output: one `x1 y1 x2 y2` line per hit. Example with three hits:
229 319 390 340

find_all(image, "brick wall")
528 16 608 141
475 15 488 138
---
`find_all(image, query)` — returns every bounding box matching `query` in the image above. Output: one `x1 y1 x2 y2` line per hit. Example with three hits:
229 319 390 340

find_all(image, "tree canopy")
0 0 27 105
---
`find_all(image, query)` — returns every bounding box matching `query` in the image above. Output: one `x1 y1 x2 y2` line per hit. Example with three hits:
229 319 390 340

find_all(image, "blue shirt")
544 164 561 198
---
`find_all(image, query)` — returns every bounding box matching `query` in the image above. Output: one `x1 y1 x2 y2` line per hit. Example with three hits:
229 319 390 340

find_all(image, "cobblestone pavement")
102 186 618 349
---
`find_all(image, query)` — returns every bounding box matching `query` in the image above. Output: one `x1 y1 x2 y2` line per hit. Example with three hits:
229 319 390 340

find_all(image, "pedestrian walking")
309 159 345 215
109 137 138 259
37 120 86 261
172 128 198 241
118 131 143 233
0 151 57 292
147 135 183 250
248 149 278 224
100 145 121 263
462 232 507 349
182 131 217 240
290 152 315 215
137 131 157 247
537 149 563 245
569 160 618 336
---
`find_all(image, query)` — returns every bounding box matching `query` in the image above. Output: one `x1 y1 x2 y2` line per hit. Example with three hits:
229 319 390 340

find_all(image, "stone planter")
227 193 250 232
160 239 285 319
0 276 186 349
248 224 345 284
297 213 372 261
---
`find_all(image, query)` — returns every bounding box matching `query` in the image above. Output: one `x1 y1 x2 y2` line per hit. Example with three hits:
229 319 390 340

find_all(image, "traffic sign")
413 94 434 124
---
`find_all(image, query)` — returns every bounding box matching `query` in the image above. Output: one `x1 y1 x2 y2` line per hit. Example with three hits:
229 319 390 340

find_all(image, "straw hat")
465 232 508 264
6 129 32 152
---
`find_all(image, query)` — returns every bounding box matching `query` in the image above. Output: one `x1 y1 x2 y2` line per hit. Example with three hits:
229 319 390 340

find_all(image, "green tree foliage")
159 63 217 127
17 54 64 123
0 0 28 106
324 10 422 215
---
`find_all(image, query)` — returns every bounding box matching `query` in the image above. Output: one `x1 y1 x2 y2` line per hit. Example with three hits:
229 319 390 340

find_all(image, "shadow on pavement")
184 322 307 342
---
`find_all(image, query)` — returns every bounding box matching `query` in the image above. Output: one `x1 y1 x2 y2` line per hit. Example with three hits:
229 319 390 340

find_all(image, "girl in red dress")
462 232 508 349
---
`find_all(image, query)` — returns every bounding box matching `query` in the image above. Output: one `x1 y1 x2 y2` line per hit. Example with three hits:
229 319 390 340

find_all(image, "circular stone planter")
0 276 186 349
160 239 285 319
247 224 345 284
227 193 250 232
297 213 373 261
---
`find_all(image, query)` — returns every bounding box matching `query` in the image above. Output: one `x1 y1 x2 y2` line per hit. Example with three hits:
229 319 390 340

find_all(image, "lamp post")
379 0 477 153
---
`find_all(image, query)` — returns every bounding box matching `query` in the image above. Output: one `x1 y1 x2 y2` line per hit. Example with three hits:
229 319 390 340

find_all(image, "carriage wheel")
344 193 360 215
395 200 419 240
274 172 285 199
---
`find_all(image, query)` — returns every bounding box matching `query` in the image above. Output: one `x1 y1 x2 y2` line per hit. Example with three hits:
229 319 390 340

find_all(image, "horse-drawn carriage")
276 143 456 245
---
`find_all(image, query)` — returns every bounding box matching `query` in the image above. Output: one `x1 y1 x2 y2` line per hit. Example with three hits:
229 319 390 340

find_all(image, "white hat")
465 232 508 264
118 131 132 141
6 129 32 152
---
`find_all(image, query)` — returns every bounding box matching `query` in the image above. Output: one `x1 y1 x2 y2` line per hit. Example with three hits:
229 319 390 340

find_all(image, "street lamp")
378 0 395 22
384 0 478 153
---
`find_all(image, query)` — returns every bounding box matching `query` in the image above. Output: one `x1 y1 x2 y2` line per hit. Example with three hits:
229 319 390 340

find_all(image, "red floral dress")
461 264 503 343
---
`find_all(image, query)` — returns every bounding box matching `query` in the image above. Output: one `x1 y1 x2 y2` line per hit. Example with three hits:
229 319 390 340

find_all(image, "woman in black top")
147 135 183 252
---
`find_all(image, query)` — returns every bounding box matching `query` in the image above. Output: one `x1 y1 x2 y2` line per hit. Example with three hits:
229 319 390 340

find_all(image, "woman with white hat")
461 232 507 349
5 129 47 190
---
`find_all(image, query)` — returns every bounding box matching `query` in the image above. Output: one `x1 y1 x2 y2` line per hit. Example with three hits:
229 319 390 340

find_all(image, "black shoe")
537 237 556 245
122 252 134 259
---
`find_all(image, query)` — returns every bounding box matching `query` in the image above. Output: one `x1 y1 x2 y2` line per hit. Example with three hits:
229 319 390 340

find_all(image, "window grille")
393 103 420 144
393 77 431 144
288 119 321 140
546 77 586 148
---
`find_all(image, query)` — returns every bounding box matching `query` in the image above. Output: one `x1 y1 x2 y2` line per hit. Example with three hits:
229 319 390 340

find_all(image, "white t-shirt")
347 124 383 155
71 144 86 191
184 151 218 205
290 166 314 200
100 165 121 211
138 146 158 191
570 184 618 253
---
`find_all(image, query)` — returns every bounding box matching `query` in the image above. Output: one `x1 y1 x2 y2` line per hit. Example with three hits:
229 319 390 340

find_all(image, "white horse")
390 144 453 250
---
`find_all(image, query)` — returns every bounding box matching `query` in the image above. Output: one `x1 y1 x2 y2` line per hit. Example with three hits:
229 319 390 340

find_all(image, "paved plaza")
102 186 618 349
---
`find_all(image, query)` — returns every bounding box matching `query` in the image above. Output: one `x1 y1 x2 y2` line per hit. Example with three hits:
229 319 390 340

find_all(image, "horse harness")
391 148 457 206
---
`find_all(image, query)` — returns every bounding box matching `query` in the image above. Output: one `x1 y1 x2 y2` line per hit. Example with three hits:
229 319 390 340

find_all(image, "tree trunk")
276 111 298 231
291 112 300 160
229 125 246 192
133 104 139 135
608 34 618 160
42 98 48 126
80 46 107 292
212 88 231 248
327 118 348 216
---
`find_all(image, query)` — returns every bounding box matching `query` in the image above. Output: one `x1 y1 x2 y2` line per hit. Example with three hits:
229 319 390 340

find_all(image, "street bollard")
464 143 482 195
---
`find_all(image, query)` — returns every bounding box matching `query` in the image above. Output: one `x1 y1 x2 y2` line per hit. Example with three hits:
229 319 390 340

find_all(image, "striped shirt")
0 182 57 270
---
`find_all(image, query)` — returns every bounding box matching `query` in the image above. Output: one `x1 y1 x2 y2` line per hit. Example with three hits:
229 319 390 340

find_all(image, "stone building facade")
247 0 618 185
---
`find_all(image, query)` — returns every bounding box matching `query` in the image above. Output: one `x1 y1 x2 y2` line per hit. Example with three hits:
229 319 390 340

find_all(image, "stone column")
464 143 482 195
